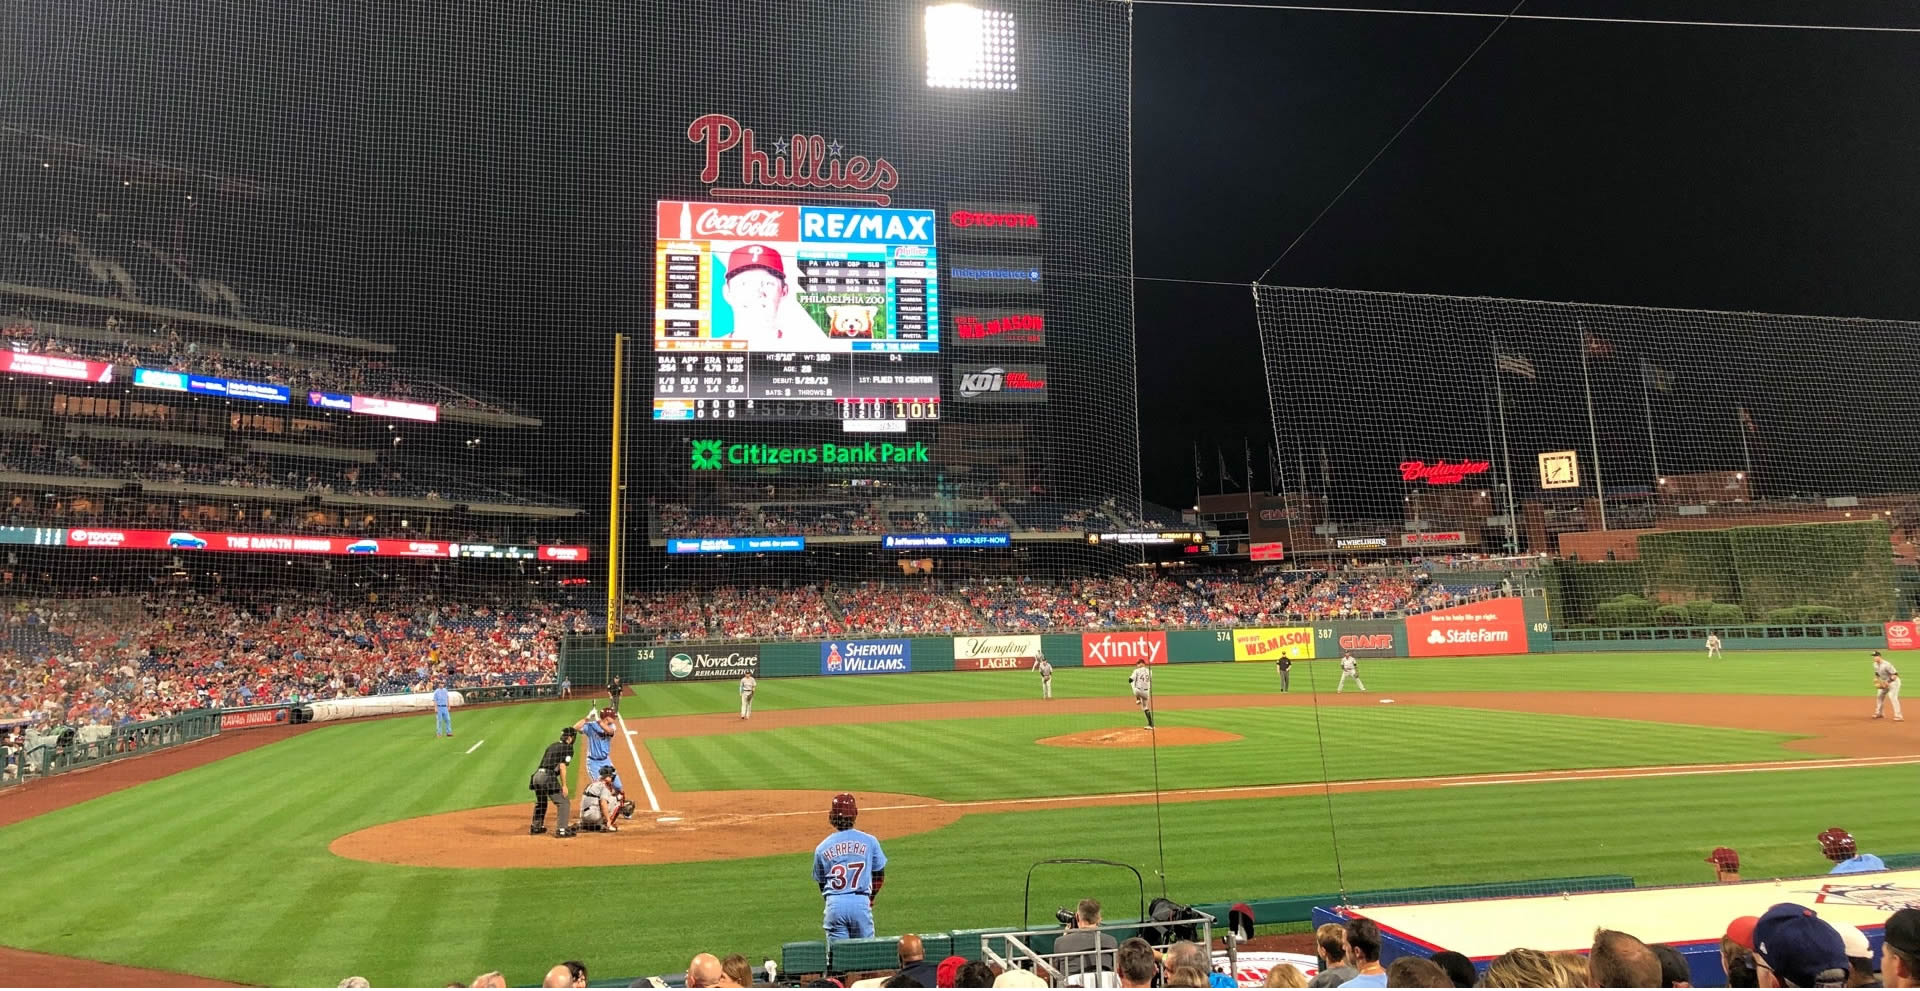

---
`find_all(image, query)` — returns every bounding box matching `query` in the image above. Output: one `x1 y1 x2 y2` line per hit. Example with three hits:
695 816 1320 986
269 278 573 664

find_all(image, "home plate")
656 816 683 823
1379 698 1396 704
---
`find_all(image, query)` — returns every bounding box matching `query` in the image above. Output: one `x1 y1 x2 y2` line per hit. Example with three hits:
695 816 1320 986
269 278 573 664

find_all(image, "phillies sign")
1400 460 1492 485
688 113 900 206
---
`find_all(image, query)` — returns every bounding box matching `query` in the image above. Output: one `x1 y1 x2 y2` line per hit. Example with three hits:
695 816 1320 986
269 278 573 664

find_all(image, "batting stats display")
653 199 941 423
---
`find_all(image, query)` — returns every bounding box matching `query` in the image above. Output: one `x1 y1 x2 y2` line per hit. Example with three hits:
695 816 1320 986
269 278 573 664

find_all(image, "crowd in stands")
656 500 1177 540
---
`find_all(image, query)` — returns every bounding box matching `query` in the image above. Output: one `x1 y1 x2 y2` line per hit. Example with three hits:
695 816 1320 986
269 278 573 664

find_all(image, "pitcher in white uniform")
740 672 757 720
1036 654 1054 700
1337 652 1365 693
1130 660 1154 729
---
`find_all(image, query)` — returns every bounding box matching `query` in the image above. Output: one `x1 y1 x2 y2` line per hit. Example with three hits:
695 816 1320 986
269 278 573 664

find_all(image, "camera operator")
1054 898 1119 980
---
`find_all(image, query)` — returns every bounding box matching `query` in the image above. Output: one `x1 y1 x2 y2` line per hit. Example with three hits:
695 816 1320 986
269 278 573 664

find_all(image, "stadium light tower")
925 3 1017 90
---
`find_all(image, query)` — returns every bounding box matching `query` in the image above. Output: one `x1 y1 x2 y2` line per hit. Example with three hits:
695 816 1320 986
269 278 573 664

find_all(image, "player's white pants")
1042 678 1052 700
1337 672 1365 693
1707 645 1722 657
1877 680 1903 720
741 694 754 719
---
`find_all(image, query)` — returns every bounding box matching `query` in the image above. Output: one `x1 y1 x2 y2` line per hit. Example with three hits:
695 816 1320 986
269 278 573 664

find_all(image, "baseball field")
1 649 1914 987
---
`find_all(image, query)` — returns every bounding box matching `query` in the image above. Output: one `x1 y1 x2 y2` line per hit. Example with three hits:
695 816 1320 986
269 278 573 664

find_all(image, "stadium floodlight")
925 3 1016 90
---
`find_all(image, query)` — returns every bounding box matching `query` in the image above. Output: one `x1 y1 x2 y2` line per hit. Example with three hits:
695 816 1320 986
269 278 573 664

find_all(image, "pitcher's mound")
1038 727 1242 748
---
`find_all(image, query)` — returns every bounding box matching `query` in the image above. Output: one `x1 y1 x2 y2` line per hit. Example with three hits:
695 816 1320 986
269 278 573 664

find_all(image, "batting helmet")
1819 827 1857 862
829 792 858 830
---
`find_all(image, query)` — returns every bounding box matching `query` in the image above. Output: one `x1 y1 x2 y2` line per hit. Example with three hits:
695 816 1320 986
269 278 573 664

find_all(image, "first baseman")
1037 653 1054 700
1706 633 1723 658
1873 651 1903 721
740 672 757 720
814 793 887 939
1130 660 1154 729
1336 652 1365 693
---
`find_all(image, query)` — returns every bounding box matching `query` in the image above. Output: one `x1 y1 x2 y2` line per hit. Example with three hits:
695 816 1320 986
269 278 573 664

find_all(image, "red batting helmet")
1819 827 1857 862
829 792 858 829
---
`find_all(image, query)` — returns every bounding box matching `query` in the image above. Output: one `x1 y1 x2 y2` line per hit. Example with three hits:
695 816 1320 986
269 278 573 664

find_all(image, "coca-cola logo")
1400 460 1492 485
952 210 1037 229
695 207 785 239
689 113 899 206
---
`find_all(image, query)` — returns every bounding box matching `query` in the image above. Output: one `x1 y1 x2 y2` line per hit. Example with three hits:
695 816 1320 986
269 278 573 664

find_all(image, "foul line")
723 753 1920 820
464 739 484 755
615 711 662 812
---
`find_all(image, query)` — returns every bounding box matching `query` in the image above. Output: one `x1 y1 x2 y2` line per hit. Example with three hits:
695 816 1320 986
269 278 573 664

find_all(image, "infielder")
579 765 622 832
1706 633 1723 659
574 709 629 828
1336 651 1365 693
740 672 757 720
1130 659 1154 729
813 793 887 940
1872 651 1903 721
1036 653 1053 700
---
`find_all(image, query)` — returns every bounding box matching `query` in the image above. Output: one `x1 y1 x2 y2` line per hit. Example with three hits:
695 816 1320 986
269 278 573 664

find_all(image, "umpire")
530 726 578 837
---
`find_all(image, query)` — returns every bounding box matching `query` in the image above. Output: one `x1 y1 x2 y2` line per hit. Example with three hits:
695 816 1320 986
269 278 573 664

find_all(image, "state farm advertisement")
953 635 1042 670
2 351 115 383
1081 631 1167 666
1233 627 1315 662
1886 622 1919 650
1407 597 1529 657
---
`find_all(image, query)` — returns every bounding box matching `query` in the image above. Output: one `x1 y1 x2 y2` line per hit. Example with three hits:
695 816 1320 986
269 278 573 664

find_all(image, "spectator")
1549 952 1588 986
1649 944 1694 988
1167 940 1235 989
1882 908 1920 989
1264 964 1309 989
1591 928 1662 987
1309 923 1358 988
990 970 1046 989
1480 949 1559 988
338 979 371 989
542 962 587 988
1168 968 1210 988
1336 919 1387 989
687 954 726 989
1054 898 1119 980
1426 952 1475 988
896 935 939 988
883 977 926 989
1827 925 1877 988
472 974 507 989
1726 919 1762 989
1750 903 1850 989
1117 938 1159 990
1384 958 1450 988
1709 846 1744 883
953 962 994 988
936 956 966 989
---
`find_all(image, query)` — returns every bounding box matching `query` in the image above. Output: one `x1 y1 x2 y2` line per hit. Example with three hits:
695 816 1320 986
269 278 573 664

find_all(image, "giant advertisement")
821 638 912 675
953 634 1042 669
1232 627 1316 662
1080 632 1167 666
1406 597 1529 657
667 648 760 681
1321 620 1401 657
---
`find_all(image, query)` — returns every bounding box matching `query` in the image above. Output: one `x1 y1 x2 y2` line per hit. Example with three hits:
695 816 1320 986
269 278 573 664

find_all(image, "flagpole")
1640 356 1660 480
1579 321 1609 530
1485 384 1515 554
1192 442 1203 509
1492 355 1520 553
1737 408 1754 480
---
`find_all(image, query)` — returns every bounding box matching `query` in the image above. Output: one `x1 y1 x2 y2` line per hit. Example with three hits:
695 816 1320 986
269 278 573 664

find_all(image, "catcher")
1872 651 1903 721
579 764 635 832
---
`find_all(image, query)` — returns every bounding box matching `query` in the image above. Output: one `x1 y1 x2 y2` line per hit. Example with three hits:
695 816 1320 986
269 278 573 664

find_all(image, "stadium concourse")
0 567 1501 735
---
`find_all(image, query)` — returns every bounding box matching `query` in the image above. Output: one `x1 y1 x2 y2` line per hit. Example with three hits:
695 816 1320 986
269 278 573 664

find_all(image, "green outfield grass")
0 650 1905 986
613 649 1880 719
647 706 1810 800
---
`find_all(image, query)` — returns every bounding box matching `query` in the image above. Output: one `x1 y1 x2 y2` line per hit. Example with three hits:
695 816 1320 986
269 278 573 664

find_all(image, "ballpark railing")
3 708 220 789
982 910 1221 988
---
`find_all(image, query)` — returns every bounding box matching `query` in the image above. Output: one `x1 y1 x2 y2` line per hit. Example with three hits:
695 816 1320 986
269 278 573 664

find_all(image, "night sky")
4 0 1918 517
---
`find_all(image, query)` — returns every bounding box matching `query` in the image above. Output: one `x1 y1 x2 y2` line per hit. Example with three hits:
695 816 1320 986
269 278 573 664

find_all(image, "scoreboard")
653 200 942 422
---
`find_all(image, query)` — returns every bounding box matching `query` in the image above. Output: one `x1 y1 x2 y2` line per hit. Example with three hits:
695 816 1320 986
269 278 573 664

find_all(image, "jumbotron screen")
652 199 942 423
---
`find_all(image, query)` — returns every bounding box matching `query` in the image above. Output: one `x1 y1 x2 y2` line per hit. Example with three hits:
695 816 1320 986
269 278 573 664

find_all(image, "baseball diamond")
3 652 1918 986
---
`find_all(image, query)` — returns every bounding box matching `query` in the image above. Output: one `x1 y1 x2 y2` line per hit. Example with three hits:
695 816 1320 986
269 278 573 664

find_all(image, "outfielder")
574 709 629 828
579 764 623 832
1706 633 1723 658
1336 651 1365 693
813 793 887 940
740 672 757 720
1872 651 1903 721
1037 653 1053 700
1130 659 1154 729
529 726 577 837
433 682 453 737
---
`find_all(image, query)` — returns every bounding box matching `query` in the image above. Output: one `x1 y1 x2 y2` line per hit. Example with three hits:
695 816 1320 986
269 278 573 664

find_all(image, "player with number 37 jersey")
814 793 888 939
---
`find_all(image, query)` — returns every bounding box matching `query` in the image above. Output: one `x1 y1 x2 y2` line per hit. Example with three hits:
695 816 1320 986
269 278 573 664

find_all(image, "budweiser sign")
1400 460 1492 485
689 113 899 206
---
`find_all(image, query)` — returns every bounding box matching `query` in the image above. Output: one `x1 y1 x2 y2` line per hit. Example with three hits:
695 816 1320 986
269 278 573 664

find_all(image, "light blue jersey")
1830 854 1887 874
814 827 887 939
582 719 615 763
433 686 452 736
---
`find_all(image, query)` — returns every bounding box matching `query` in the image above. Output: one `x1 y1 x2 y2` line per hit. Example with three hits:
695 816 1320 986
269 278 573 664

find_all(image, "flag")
1739 406 1758 433
1494 353 1537 379
1582 333 1614 358
1651 365 1675 393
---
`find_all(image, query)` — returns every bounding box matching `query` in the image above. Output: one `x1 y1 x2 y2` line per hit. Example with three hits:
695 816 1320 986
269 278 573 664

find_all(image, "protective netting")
1253 284 1920 626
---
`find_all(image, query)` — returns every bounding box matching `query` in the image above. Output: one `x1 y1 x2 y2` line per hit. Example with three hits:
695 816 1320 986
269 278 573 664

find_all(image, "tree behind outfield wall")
1639 520 1894 623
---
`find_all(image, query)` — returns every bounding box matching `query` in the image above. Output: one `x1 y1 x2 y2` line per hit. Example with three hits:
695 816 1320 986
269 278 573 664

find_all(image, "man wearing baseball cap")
1710 846 1743 883
1750 903 1850 988
718 244 842 348
1826 922 1878 988
1882 909 1920 989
